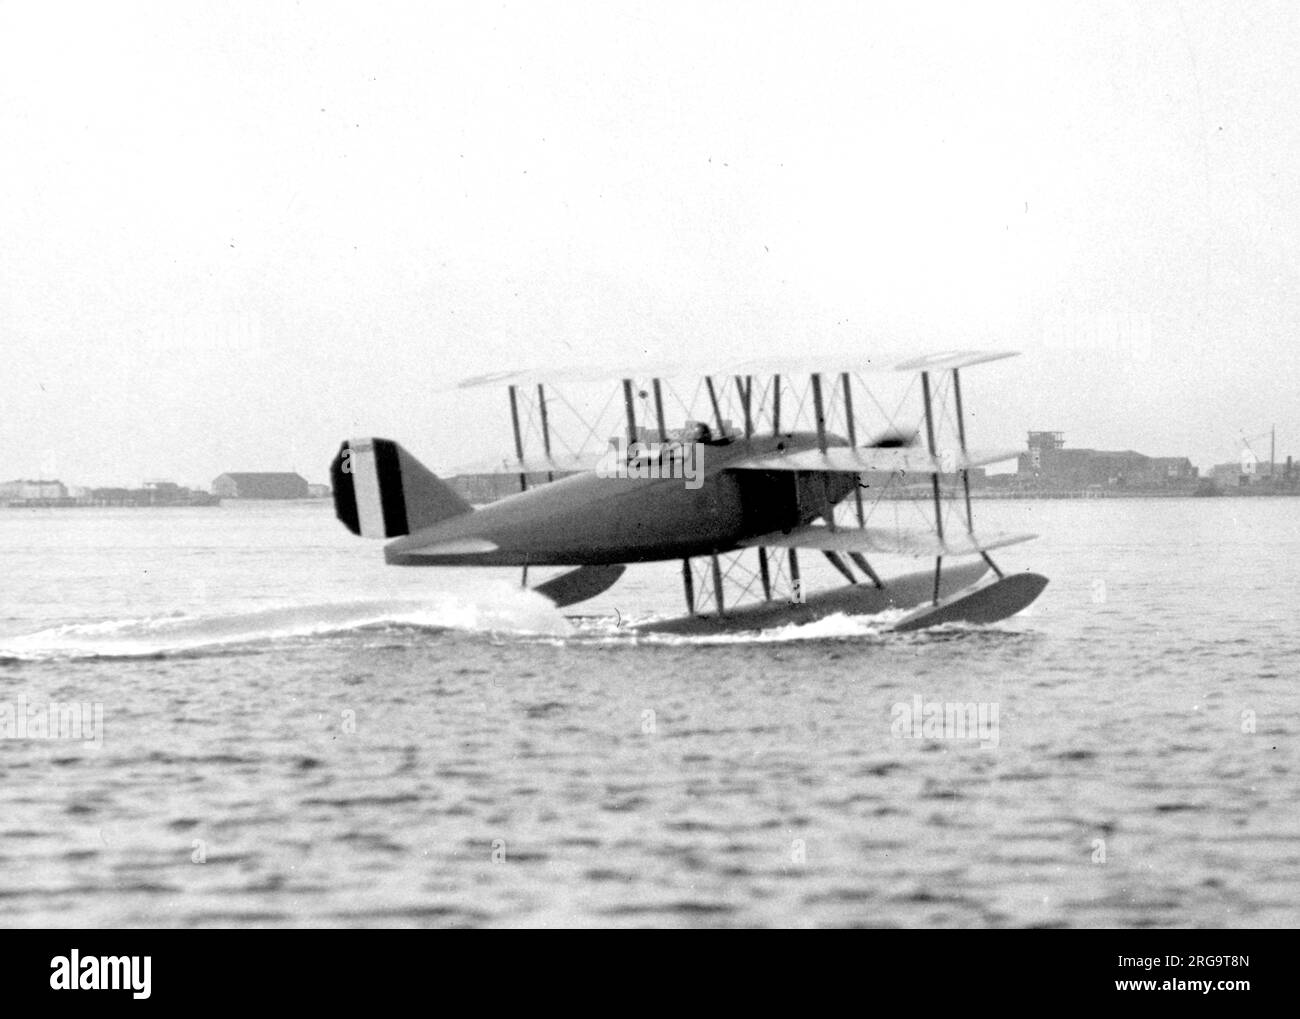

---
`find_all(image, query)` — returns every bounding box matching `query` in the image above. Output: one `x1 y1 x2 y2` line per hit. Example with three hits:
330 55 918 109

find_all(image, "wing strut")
811 373 836 531
509 386 531 588
652 378 668 442
735 375 753 437
953 368 1003 579
621 378 638 446
772 374 781 435
841 372 883 588
705 377 725 435
921 370 944 604
710 554 726 616
537 384 554 483
811 372 828 451
508 385 528 493
681 559 695 615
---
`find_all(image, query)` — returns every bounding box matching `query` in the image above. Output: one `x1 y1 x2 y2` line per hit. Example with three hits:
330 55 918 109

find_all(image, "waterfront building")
211 472 310 499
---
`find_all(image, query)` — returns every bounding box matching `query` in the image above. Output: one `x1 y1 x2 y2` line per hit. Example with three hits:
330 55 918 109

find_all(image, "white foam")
0 583 570 660
562 608 912 646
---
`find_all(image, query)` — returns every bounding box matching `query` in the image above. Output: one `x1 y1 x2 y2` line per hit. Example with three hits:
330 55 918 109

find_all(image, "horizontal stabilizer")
741 526 1037 558
331 438 472 538
726 446 1020 474
533 564 626 607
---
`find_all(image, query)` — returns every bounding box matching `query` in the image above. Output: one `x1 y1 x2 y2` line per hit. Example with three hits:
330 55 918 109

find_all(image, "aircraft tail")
330 438 472 538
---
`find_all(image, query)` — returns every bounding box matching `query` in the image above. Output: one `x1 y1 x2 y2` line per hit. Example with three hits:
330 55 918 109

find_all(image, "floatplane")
329 352 1047 634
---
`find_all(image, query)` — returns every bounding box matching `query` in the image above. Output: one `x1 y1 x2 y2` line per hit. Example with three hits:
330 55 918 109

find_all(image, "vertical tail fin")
331 438 472 538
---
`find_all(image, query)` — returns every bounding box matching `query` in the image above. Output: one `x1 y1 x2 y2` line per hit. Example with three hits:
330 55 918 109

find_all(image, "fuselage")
384 431 857 566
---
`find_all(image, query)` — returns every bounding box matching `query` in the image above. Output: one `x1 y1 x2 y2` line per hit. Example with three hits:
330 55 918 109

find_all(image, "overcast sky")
2 0 1296 486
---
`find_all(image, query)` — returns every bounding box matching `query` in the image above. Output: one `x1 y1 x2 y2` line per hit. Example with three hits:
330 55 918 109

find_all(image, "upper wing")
740 525 1037 558
449 445 1021 476
457 350 1019 390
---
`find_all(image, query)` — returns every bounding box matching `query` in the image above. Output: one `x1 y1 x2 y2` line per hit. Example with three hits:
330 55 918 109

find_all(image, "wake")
0 586 570 661
569 608 901 644
561 608 1019 646
1 594 1016 662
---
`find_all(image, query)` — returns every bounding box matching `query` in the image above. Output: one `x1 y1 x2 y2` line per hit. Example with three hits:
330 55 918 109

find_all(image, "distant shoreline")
0 496 332 509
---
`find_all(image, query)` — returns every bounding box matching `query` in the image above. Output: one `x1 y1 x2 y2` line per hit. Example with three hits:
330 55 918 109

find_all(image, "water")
0 498 1296 928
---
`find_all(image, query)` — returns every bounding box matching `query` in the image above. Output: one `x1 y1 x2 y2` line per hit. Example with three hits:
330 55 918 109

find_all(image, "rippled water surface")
0 498 1296 927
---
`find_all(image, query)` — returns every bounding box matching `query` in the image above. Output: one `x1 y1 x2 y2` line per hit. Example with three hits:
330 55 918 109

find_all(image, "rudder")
331 438 472 538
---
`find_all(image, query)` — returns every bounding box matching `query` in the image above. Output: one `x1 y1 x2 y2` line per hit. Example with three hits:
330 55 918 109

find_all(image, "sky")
2 0 1297 487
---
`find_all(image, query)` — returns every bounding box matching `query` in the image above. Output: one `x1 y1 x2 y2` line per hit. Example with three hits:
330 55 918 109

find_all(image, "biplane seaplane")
330 351 1048 634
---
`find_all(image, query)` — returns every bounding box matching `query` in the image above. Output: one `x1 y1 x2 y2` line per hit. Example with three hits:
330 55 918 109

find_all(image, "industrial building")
87 482 220 507
0 479 68 502
211 472 310 499
1208 457 1296 489
1015 432 1198 491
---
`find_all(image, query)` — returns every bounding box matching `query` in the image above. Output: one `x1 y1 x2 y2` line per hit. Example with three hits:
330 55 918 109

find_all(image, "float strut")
757 547 772 601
